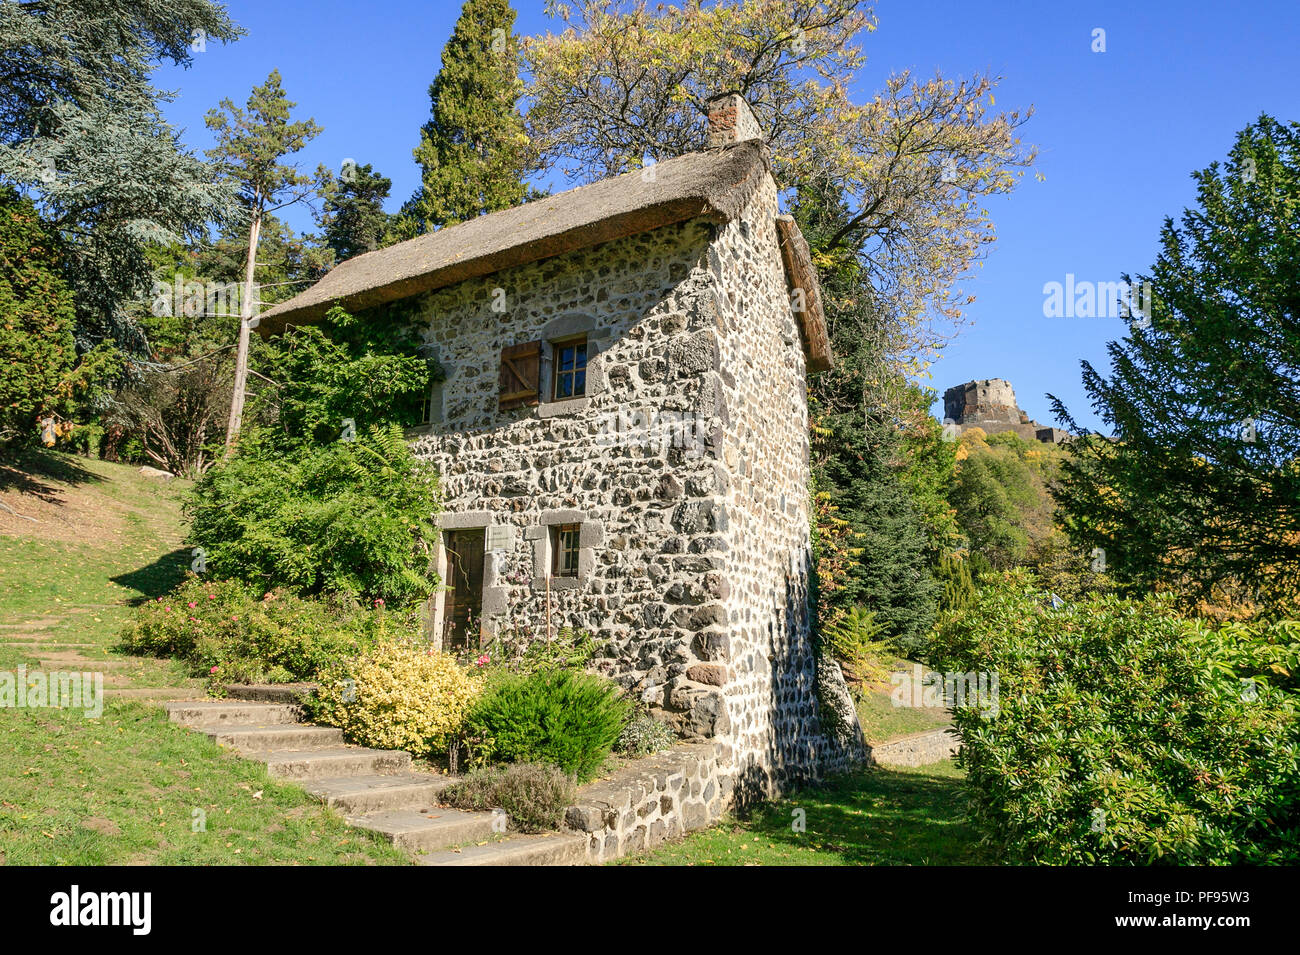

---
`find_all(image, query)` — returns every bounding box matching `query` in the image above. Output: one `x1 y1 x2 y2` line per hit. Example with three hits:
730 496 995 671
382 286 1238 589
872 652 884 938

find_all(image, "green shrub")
463 669 629 782
930 570 1300 864
440 763 576 833
616 708 676 758
119 575 401 686
308 640 481 758
184 425 439 604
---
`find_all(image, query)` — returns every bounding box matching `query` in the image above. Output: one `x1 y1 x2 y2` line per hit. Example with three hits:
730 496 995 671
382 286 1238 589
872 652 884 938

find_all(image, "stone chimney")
707 92 763 147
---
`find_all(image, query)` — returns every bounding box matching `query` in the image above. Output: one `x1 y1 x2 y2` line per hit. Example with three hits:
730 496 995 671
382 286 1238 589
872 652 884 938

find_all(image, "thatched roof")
256 139 830 373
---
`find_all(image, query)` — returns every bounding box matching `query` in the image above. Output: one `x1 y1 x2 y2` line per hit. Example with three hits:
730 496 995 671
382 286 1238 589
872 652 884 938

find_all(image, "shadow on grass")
111 548 190 604
0 447 104 502
738 764 990 865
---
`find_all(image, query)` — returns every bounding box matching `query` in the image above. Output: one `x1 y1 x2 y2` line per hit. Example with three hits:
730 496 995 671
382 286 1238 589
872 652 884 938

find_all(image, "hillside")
0 449 409 865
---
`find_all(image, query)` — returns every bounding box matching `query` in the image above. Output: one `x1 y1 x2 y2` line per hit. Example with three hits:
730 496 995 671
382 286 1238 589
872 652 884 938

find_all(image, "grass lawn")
0 699 410 865
620 760 990 866
855 686 951 743
0 449 412 865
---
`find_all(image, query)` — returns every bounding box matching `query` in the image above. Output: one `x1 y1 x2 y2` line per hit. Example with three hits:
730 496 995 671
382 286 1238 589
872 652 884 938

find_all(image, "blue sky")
156 0 1300 432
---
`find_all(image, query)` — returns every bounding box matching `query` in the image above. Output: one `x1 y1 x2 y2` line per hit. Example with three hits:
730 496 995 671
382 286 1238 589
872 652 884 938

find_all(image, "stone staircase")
163 687 586 866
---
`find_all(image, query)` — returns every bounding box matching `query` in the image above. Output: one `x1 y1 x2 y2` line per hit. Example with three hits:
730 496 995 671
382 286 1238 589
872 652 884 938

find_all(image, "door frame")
430 512 513 652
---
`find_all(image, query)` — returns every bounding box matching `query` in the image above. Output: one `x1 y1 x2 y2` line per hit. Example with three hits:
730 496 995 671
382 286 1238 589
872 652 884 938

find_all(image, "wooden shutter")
499 340 542 410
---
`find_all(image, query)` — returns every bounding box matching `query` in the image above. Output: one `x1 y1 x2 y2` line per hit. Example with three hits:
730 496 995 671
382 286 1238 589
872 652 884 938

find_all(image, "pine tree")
0 0 243 351
1051 116 1300 612
321 163 393 261
204 70 325 451
797 185 938 653
400 0 531 235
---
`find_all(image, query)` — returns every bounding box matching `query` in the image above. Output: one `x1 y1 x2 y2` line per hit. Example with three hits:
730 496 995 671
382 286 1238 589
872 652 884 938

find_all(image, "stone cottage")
258 93 863 791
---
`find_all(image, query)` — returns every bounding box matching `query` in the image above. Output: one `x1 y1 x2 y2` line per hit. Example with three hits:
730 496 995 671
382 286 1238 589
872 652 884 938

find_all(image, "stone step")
304 772 458 814
38 656 137 670
348 808 502 853
105 687 203 701
224 683 318 704
196 722 344 753
163 700 301 727
263 746 411 781
20 668 133 686
417 832 587 867
0 641 97 649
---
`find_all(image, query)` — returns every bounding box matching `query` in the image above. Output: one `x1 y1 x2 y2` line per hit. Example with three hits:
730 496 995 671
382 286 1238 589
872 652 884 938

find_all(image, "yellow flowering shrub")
309 640 480 757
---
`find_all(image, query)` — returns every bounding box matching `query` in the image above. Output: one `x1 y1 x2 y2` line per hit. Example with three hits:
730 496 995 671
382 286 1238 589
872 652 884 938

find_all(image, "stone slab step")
21 668 134 686
304 772 458 814
38 657 137 670
224 683 318 704
348 808 502 852
163 700 301 727
104 687 202 701
263 746 411 781
36 657 138 670
417 832 587 867
196 722 343 752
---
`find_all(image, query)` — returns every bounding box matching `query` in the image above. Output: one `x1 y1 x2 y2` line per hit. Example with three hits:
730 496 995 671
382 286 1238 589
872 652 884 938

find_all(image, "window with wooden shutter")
499 340 542 410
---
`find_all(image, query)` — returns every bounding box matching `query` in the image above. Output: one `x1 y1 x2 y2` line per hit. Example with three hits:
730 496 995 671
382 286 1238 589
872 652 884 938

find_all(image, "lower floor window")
552 523 581 577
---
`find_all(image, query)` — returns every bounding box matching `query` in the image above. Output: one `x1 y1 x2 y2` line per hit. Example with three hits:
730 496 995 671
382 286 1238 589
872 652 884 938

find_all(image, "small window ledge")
538 396 592 418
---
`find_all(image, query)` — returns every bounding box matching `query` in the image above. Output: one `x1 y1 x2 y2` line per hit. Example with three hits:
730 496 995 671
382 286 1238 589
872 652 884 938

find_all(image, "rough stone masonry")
259 93 865 797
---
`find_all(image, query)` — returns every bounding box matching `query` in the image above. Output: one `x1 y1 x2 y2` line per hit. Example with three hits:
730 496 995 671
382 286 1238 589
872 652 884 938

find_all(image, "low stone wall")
868 727 960 767
564 743 730 863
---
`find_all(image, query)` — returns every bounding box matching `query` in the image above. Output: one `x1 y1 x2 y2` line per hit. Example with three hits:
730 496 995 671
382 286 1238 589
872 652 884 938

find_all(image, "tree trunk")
224 210 263 453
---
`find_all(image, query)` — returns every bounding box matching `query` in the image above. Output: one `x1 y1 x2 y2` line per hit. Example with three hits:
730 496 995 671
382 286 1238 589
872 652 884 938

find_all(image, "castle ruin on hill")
943 378 1069 444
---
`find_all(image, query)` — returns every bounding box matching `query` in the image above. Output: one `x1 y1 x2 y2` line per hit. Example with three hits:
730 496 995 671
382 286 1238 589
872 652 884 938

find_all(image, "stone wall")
565 743 729 862
705 173 865 795
943 378 1021 426
868 727 960 767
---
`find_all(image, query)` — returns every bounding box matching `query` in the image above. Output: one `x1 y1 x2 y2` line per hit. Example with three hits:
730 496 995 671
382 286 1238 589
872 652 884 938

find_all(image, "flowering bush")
119 575 414 687
467 625 604 676
616 707 676 758
308 640 481 758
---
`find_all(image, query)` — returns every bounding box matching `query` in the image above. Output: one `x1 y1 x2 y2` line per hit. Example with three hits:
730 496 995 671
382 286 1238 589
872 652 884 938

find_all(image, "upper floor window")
552 337 588 400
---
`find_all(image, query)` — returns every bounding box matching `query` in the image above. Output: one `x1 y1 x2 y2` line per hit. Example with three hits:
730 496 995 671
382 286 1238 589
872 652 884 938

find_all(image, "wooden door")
442 529 485 651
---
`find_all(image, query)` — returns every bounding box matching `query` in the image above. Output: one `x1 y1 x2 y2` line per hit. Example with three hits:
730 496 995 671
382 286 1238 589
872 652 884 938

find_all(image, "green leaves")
0 0 244 351
0 190 76 440
204 70 325 217
184 425 440 605
401 0 533 235
932 572 1300 864
463 669 630 783
1052 116 1300 615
